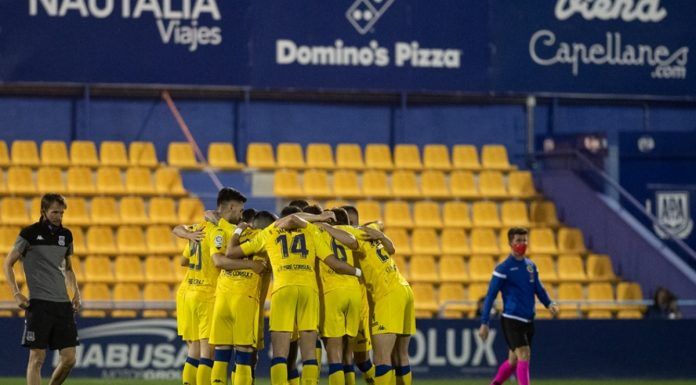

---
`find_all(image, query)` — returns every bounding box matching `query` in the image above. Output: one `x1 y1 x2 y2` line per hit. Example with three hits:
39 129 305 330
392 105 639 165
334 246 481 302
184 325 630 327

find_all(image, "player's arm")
322 255 362 277
316 222 358 250
172 224 204 241
64 250 81 312
478 268 506 341
360 226 396 255
534 266 558 316
213 253 267 274
226 229 266 260
4 248 28 309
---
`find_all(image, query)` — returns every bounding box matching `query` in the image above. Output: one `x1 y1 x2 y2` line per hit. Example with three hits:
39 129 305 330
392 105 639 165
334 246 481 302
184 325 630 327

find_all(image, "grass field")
3 379 695 385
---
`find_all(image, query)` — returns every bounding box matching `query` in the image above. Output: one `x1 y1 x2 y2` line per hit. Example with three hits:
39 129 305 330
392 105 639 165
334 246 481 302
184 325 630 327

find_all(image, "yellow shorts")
371 284 415 336
354 286 373 352
176 284 188 336
270 285 319 332
209 291 260 348
182 290 215 341
320 289 361 338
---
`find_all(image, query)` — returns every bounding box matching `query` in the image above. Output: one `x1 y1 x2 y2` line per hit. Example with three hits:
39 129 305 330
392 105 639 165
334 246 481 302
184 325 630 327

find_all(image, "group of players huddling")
174 187 415 385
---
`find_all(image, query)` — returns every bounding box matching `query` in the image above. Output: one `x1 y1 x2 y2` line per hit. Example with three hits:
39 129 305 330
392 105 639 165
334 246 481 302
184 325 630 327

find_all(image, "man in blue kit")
478 227 559 385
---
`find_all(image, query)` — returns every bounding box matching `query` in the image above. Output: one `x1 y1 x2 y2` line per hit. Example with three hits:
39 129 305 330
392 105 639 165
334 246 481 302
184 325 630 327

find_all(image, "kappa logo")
652 191 693 240
36 235 44 241
346 0 395 35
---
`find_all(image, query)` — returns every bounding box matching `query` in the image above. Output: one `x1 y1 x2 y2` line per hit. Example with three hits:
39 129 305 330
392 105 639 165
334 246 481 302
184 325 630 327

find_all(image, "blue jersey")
480 255 552 325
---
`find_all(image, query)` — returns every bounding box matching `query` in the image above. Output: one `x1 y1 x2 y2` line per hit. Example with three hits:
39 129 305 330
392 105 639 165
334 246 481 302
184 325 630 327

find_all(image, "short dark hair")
288 199 310 209
253 210 278 229
303 205 323 215
331 208 350 225
507 227 529 243
217 187 247 207
280 205 302 218
41 193 67 216
241 208 257 223
341 205 359 226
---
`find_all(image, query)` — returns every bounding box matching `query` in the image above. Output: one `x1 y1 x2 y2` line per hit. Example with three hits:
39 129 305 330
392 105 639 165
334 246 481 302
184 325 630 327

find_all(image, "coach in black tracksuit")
3 194 81 385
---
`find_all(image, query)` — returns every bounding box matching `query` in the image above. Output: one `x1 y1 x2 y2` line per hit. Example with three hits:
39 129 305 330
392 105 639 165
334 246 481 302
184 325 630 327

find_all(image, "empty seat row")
275 169 536 199
78 283 175 318
0 166 186 196
248 143 514 171
1 140 159 168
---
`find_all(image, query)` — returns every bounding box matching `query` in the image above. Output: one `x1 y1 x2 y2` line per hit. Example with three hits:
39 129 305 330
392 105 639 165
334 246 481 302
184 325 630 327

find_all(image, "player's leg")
296 286 321 385
354 287 375 384
324 337 345 385
343 336 356 385
47 347 76 385
27 349 46 385
195 295 216 385
299 330 320 385
271 331 292 385
196 338 214 385
490 350 517 385
393 336 411 385
232 345 255 385
288 339 300 385
270 286 298 385
184 340 200 385
210 292 238 385
371 334 397 385
514 346 531 385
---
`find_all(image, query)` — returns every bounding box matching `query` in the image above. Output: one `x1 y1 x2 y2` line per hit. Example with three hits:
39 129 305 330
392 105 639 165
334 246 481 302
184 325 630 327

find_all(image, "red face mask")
512 243 527 256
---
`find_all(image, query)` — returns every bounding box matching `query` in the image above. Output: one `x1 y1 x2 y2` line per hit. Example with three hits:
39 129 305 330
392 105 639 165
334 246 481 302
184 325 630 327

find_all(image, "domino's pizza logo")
346 0 395 35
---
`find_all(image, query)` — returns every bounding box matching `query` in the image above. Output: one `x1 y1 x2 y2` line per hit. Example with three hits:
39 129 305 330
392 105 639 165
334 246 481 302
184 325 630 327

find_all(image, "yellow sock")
235 364 253 385
390 369 397 385
344 365 356 385
363 366 376 384
288 377 300 385
301 360 319 385
328 364 345 385
270 358 288 385
211 350 232 385
182 357 198 385
196 358 212 385
395 366 412 385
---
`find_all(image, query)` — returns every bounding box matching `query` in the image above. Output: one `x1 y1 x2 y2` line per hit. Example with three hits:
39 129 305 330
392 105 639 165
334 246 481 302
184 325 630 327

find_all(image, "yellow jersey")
217 227 266 299
342 226 409 300
241 222 332 293
316 226 360 293
185 220 225 294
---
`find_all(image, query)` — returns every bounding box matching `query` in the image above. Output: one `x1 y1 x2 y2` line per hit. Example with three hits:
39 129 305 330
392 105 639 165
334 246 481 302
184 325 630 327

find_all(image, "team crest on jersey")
214 235 224 249
653 191 693 240
58 235 65 246
26 331 35 342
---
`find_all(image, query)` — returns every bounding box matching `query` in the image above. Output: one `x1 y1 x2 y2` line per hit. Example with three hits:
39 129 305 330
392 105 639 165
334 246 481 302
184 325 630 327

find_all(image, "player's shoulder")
19 222 41 239
523 257 537 269
495 256 513 271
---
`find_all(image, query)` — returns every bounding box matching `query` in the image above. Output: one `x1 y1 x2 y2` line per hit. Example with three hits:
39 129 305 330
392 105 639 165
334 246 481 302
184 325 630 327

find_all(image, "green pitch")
2 379 695 385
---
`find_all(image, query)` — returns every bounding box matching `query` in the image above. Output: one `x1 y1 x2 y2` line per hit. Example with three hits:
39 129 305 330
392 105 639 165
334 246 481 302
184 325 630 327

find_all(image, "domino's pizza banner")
0 317 695 379
0 0 695 96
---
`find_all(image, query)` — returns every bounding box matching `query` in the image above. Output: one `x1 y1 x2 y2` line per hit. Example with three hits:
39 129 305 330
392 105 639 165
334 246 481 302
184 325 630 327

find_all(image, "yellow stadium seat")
423 144 452 170
362 170 391 198
112 283 141 318
117 226 147 255
478 171 508 199
40 141 70 167
100 141 129 168
0 141 9 168
274 170 302 197
450 171 479 199
7 167 35 195
472 201 501 228
558 227 587 254
528 228 557 255
167 142 200 169
178 198 204 224
557 254 587 282
441 228 470 255
70 141 99 167
71 228 86 255
469 255 495 282
421 170 450 199
91 197 120 226
365 144 394 170
413 201 442 228
11 140 40 167
332 170 361 199
470 228 501 255
452 145 481 170
335 144 364 170
394 144 422 170
616 310 643 319
443 201 471 229
384 228 411 256
392 255 408 280
355 200 382 224
481 144 512 170
306 143 335 169
40 167 67 196
96 167 124 195
584 283 615 312
409 255 438 283
114 256 145 283
125 167 155 195
81 283 111 317
208 142 243 170
303 170 332 198
412 283 438 317
84 256 114 283
129 141 159 168
154 167 186 196
617 282 644 313
145 256 176 283
11 263 26 285
30 197 41 222
391 171 420 199
557 283 584 316
277 143 305 169
246 143 275 169
86 226 118 255
143 283 172 318
530 255 557 284
69 257 85 283
173 258 187 282
150 197 178 225
411 229 441 255
501 201 530 228
120 197 148 225
323 200 349 210
439 283 467 318
0 198 29 226
440 256 468 283
146 225 179 254
66 167 95 196
0 226 21 254
586 310 613 319
586 254 617 282
0 169 6 194
467 283 491 316
383 201 413 228
508 171 537 198
530 201 560 228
